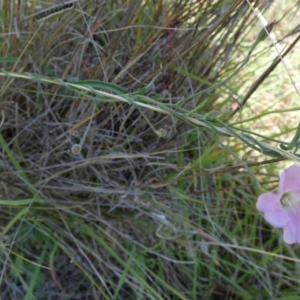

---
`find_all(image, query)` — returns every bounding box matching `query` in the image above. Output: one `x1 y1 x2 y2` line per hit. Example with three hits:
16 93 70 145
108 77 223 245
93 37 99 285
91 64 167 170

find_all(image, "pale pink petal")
283 224 297 244
256 192 290 227
279 164 300 195
256 192 281 212
263 210 290 228
283 209 300 244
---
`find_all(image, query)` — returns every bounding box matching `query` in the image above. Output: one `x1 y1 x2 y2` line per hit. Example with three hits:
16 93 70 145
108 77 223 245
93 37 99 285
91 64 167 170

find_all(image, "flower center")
280 192 300 209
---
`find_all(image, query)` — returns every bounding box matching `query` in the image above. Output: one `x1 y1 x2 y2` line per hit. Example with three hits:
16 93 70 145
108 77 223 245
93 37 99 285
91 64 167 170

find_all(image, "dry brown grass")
1 0 300 299
1 0 258 206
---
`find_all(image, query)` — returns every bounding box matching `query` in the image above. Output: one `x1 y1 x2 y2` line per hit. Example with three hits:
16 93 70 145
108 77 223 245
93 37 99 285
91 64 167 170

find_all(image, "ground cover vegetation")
1 0 300 299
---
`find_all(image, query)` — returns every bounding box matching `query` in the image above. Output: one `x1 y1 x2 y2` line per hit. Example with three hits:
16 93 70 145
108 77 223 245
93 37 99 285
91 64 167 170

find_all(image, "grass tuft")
1 0 300 299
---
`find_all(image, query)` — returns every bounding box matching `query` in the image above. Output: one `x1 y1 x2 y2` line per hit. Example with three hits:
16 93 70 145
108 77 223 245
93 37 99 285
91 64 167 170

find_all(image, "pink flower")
256 164 300 244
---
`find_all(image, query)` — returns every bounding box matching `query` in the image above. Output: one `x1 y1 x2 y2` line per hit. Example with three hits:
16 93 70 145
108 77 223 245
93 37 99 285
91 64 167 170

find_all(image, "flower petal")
279 164 300 194
256 192 290 227
263 210 290 228
256 192 281 212
283 209 300 244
